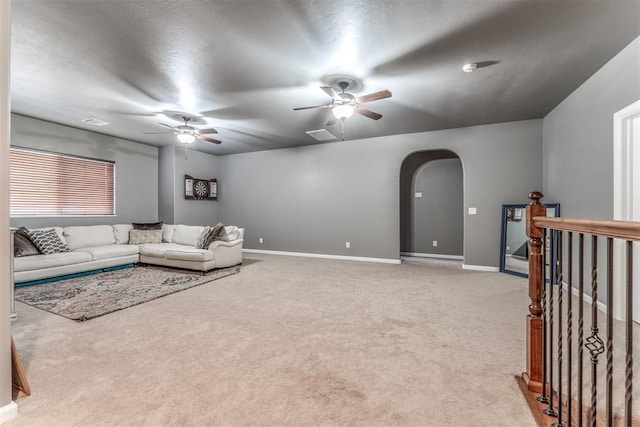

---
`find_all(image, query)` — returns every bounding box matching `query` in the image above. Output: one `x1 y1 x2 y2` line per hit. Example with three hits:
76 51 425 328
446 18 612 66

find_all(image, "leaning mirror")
499 203 560 278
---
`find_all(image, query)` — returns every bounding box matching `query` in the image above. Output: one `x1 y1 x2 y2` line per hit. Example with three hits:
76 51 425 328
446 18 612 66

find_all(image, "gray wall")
542 35 640 305
158 145 175 224
219 119 542 266
543 35 640 218
171 146 219 226
405 157 463 256
9 114 158 228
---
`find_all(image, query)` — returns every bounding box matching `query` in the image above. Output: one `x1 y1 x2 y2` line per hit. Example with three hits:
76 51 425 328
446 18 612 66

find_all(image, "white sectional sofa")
13 224 244 285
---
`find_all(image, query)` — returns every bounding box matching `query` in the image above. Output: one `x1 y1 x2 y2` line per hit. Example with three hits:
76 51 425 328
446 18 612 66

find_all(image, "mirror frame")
499 203 560 279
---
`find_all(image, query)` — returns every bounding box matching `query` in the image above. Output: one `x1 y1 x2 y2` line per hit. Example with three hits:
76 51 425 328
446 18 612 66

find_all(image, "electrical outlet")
506 245 510 251
259 237 263 244
345 241 350 249
468 207 477 215
432 240 438 247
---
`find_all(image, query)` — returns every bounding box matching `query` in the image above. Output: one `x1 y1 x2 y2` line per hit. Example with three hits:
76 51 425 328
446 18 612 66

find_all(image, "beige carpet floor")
8 254 535 426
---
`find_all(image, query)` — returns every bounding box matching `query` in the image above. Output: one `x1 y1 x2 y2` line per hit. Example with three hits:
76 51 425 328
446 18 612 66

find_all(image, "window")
10 148 115 216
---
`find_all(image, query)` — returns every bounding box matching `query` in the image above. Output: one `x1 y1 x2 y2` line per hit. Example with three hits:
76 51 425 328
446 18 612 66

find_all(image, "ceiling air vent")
305 129 337 141
81 117 109 126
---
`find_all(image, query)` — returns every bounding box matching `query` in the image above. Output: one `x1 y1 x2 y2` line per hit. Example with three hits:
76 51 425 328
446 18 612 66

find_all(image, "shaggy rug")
14 265 240 321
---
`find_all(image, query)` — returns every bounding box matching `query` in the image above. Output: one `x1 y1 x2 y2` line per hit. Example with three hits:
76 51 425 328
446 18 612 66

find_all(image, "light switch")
415 192 423 199
468 207 477 215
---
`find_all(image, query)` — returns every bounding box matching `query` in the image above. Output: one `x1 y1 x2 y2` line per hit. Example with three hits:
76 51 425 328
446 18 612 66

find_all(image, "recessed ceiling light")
81 117 109 126
305 129 337 141
462 63 477 73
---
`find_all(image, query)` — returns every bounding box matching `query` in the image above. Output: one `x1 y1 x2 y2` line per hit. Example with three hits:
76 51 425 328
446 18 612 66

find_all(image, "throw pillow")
197 223 226 249
27 228 71 255
214 223 230 242
132 221 163 230
196 226 213 249
128 229 162 245
14 227 40 257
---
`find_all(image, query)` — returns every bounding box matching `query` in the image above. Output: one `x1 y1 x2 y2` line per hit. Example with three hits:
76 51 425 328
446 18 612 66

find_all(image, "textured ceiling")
9 0 640 155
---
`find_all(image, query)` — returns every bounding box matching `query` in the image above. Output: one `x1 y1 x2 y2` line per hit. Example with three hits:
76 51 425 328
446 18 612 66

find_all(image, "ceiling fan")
145 116 221 144
294 81 392 125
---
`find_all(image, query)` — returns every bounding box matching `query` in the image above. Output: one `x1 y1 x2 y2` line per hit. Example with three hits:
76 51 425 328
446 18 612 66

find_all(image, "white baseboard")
561 281 608 313
400 252 464 260
462 264 499 272
0 401 17 424
243 249 401 265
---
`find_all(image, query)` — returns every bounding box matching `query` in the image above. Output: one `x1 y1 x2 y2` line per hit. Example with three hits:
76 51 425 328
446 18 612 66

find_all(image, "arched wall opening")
400 149 464 260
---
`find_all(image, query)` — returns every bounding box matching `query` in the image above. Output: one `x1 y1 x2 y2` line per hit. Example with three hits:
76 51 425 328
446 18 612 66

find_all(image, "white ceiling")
9 0 640 155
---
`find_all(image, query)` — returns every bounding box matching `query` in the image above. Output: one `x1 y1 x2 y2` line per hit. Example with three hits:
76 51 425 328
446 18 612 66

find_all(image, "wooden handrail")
533 217 640 241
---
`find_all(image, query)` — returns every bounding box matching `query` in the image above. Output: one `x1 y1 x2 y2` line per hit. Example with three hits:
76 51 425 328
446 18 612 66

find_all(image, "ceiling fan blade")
195 128 218 135
159 122 176 129
144 131 177 135
196 135 222 144
320 86 341 101
355 107 383 120
293 104 332 111
355 89 392 104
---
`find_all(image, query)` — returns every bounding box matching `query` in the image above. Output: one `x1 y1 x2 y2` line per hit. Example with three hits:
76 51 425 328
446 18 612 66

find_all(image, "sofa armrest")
207 238 243 251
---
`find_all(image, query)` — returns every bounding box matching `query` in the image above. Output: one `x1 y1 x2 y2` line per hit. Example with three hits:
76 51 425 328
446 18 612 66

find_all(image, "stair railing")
524 191 639 426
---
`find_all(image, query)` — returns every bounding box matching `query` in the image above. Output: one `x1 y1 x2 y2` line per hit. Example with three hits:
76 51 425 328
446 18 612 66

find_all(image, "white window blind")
10 148 115 216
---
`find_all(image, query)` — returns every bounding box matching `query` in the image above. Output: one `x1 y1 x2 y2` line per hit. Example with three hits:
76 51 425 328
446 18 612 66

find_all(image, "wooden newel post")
524 191 546 392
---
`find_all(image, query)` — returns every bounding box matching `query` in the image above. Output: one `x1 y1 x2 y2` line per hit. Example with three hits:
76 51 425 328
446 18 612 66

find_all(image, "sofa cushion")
112 224 133 244
162 224 176 243
132 221 163 230
172 225 204 247
64 225 116 250
223 226 240 241
138 243 213 262
164 248 214 262
75 244 139 261
13 251 92 272
14 227 40 257
28 228 71 254
129 229 162 245
138 243 186 258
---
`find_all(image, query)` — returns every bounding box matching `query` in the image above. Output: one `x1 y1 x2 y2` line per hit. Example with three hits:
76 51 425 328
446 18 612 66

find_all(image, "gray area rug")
14 265 240 321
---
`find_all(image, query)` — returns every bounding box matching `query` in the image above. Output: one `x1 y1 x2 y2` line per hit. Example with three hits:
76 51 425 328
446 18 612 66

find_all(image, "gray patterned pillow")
129 229 162 245
27 228 70 254
14 227 40 257
196 226 213 249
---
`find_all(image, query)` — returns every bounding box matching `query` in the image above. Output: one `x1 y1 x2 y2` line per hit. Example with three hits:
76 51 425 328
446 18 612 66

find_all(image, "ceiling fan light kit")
145 116 222 145
333 104 355 119
176 133 196 144
294 78 392 131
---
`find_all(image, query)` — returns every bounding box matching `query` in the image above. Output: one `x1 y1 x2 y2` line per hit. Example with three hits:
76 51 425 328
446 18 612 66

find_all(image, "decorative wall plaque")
185 175 217 200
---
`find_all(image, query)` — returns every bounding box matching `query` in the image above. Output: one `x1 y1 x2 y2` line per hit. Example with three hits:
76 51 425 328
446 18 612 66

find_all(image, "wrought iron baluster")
578 233 585 426
606 238 613 427
625 241 633 427
585 236 604 427
544 229 558 418
553 231 564 427
566 232 573 426
539 228 549 404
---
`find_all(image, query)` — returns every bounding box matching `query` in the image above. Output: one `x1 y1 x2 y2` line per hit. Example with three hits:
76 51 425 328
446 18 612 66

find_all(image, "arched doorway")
400 150 464 263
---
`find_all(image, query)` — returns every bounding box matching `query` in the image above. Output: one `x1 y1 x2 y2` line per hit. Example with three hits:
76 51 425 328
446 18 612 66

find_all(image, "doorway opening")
399 150 463 266
613 99 640 322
